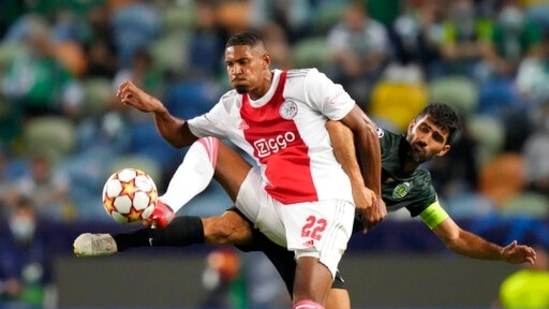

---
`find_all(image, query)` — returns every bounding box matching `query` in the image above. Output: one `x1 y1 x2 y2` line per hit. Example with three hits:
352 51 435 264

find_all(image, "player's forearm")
326 121 365 187
152 104 196 147
355 116 382 196
447 230 504 261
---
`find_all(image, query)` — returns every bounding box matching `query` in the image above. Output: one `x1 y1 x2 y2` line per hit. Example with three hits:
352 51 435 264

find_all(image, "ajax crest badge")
280 101 298 119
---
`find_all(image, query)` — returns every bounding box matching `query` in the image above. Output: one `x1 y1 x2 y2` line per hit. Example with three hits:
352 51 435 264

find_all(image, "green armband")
419 202 449 230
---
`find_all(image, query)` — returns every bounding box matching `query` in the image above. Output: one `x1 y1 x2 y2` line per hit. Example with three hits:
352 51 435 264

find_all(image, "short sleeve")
303 69 355 120
187 100 229 138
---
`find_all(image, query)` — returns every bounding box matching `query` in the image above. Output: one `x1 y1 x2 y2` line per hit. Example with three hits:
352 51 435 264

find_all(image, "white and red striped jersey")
187 68 355 205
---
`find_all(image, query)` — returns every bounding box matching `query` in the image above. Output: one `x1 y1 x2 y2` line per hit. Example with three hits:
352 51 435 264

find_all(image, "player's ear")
262 53 271 68
436 144 451 157
407 119 416 134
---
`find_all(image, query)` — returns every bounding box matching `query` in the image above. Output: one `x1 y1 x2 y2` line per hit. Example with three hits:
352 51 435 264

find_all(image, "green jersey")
355 128 443 231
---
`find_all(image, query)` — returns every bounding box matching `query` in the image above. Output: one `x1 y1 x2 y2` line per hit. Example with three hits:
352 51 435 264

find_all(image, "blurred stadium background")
0 0 548 308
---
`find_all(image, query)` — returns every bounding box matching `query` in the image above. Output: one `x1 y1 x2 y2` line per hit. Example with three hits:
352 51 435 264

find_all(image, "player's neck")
402 160 419 174
248 71 273 100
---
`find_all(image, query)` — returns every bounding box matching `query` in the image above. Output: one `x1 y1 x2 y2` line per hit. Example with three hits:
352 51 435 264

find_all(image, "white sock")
159 137 219 213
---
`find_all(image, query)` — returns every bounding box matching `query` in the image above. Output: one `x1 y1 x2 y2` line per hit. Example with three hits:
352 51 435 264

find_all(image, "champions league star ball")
102 168 158 224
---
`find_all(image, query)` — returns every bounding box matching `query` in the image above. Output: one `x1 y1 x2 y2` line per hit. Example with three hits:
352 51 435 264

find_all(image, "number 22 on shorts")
301 215 327 240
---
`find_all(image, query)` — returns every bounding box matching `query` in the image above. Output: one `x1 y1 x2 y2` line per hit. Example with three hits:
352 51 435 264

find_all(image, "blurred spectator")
84 37 119 79
200 247 245 309
438 0 491 76
1 16 83 119
10 152 74 222
0 0 25 39
249 0 314 43
0 197 55 309
110 0 161 68
112 48 162 99
516 31 549 101
498 245 549 308
215 0 252 35
326 1 391 105
187 0 228 77
83 5 118 79
522 99 549 197
49 9 90 44
257 21 292 69
479 0 541 81
391 0 444 77
114 46 159 97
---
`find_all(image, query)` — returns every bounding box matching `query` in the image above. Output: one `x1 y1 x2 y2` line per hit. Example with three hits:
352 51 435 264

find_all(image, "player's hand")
501 240 537 265
361 196 386 233
117 80 163 113
143 200 175 229
352 185 376 210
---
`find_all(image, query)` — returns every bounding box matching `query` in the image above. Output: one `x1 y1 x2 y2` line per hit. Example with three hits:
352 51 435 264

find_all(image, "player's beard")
408 143 430 163
234 85 248 94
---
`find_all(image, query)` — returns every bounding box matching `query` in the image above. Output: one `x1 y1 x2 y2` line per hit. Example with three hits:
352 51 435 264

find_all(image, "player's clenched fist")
361 196 386 233
117 80 164 113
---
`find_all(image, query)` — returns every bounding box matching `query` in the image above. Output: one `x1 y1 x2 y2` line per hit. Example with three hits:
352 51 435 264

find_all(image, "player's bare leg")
293 257 333 307
326 288 351 309
211 141 253 201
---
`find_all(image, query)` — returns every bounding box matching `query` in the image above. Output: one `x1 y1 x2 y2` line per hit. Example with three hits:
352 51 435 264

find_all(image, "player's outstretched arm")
431 216 537 265
117 80 197 147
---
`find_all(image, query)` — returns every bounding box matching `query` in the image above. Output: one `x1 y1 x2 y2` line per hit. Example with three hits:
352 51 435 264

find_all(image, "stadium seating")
467 114 505 165
312 2 346 36
369 80 428 132
500 192 549 219
149 32 188 74
107 153 162 182
82 78 113 117
23 116 76 163
291 36 330 70
428 75 479 116
161 1 196 36
0 43 26 75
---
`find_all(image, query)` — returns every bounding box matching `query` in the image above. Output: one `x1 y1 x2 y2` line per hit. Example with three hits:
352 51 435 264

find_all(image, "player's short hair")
225 31 265 49
418 103 461 145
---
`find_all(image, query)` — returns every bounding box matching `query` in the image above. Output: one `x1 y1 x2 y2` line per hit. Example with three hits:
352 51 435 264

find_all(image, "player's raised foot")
73 233 118 257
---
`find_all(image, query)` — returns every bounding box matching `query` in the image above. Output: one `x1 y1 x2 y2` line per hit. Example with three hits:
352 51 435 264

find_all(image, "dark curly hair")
225 31 265 49
417 103 461 145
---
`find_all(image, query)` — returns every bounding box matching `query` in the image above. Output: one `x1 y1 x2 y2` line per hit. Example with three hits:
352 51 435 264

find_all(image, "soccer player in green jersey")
74 103 536 309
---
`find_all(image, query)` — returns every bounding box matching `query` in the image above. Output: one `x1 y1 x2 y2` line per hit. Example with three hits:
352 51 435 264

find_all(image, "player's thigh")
236 168 286 247
202 209 253 245
214 141 252 202
280 200 355 278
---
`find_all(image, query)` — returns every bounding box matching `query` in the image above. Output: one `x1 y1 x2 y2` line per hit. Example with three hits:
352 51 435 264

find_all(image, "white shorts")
235 167 355 278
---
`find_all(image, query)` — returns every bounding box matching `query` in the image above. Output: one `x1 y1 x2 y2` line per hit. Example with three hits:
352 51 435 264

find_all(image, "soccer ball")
102 168 158 224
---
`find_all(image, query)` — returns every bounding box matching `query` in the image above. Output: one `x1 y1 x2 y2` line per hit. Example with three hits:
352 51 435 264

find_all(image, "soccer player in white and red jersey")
114 31 385 309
